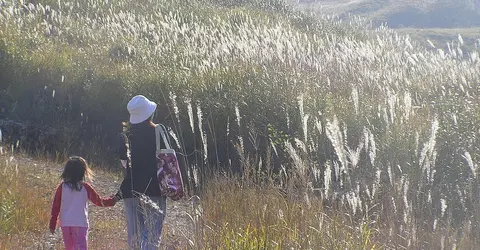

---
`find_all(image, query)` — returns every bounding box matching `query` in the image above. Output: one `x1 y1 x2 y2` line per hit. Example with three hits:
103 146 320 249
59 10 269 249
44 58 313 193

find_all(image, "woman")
114 95 166 249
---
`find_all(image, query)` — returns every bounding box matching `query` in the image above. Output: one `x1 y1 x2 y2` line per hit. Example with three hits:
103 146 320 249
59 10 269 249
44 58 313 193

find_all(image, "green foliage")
0 195 16 232
267 123 289 146
0 161 50 235
222 225 274 250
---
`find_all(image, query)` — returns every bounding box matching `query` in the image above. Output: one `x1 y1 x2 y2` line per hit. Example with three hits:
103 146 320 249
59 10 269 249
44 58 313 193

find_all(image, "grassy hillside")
297 0 480 28
396 27 480 50
298 1 480 63
1 0 480 248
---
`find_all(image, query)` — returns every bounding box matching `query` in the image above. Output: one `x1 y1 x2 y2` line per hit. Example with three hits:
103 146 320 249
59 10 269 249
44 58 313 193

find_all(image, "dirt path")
10 156 193 250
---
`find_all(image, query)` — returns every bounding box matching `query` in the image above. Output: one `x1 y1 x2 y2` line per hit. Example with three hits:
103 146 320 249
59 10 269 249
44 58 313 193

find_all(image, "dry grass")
186 162 380 249
1 150 479 249
0 153 55 249
186 169 480 249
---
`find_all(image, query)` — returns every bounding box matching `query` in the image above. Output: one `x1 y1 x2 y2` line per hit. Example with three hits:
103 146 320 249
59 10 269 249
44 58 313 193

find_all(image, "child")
49 156 116 250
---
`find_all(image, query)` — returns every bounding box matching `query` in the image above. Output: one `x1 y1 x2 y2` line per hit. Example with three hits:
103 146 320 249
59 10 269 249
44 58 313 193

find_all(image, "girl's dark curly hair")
61 156 93 191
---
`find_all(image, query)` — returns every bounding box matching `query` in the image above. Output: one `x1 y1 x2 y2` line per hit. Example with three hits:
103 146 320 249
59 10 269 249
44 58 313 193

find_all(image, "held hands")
111 194 121 204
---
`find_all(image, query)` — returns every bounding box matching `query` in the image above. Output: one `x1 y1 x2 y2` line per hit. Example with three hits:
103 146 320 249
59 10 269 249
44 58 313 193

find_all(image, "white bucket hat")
127 95 157 124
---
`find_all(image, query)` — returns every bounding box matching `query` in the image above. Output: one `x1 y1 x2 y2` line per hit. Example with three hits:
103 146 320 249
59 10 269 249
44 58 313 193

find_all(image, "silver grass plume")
418 117 439 183
234 104 244 153
463 150 477 179
169 91 180 124
196 102 207 165
326 117 347 172
285 141 306 176
298 94 309 142
185 97 195 134
351 87 359 115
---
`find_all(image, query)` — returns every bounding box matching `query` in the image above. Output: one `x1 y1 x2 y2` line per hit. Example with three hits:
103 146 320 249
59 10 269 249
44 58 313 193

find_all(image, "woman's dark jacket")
115 121 167 200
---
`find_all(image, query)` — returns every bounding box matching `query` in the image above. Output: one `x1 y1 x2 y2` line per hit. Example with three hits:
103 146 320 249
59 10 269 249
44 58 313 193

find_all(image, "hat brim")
129 101 157 124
